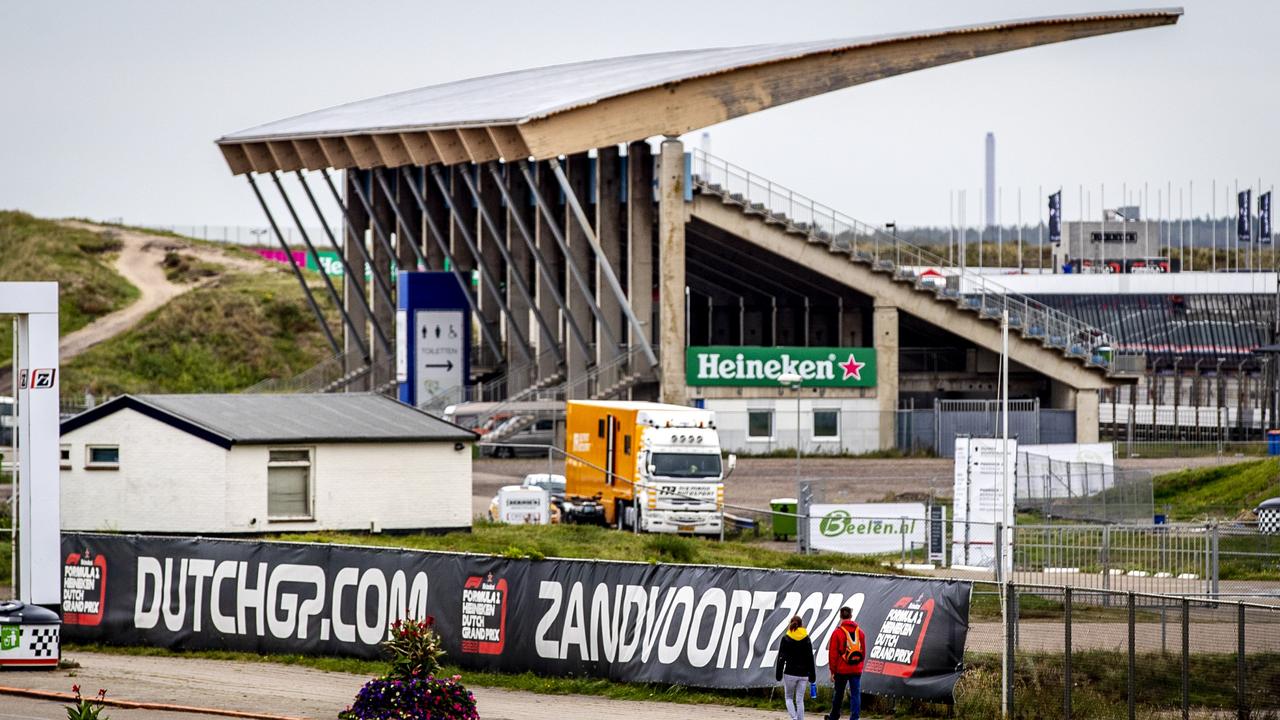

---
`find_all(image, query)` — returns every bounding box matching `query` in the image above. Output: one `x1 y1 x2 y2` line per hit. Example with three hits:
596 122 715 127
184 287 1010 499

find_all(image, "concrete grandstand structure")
218 9 1183 452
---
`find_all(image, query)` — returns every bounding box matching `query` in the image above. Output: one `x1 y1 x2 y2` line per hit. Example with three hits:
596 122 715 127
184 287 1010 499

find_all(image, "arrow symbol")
424 361 454 371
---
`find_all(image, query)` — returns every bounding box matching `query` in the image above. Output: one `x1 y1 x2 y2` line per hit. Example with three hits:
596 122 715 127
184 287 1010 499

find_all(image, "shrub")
65 684 110 720
338 676 478 720
384 617 446 680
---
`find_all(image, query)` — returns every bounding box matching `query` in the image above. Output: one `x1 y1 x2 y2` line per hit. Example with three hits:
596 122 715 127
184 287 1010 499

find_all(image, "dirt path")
54 223 266 362
3 651 786 720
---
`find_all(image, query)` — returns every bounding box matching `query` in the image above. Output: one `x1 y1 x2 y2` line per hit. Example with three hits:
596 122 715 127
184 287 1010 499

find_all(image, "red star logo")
839 354 865 381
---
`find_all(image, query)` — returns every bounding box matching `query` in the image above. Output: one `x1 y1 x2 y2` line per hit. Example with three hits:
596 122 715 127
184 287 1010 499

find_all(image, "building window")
747 410 773 440
85 445 119 469
268 448 312 520
813 410 839 440
60 444 72 470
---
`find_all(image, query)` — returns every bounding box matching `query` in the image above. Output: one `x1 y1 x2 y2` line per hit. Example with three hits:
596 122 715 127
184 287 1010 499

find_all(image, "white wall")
704 397 880 455
61 408 229 532
61 408 473 533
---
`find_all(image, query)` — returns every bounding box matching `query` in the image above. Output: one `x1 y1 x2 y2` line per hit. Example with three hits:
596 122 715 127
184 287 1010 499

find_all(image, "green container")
770 498 798 540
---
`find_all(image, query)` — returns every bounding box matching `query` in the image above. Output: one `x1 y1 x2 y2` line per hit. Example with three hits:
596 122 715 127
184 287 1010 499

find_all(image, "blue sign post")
397 272 471 406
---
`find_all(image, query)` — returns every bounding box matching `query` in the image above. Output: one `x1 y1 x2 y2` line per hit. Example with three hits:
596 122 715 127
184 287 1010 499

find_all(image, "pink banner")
252 248 308 267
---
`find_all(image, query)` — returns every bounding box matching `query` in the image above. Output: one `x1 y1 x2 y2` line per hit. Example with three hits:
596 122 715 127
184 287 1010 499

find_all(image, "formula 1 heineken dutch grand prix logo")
685 346 877 387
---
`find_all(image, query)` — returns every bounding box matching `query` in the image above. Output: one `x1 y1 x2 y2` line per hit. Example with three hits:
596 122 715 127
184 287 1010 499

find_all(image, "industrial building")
59 394 475 534
216 10 1184 454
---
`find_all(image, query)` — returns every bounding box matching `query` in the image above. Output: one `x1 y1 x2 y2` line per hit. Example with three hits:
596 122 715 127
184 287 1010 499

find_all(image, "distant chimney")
984 132 996 227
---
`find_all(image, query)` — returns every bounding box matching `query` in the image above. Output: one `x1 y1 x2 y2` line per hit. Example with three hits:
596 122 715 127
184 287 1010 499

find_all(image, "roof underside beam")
215 11 1178 174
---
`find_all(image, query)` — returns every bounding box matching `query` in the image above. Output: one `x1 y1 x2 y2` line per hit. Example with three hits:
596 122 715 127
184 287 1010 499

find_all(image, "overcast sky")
2 1 1275 229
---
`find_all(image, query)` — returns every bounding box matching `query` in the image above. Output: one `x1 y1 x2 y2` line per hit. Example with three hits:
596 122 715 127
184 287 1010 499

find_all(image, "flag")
1238 190 1252 242
1048 191 1062 245
1261 191 1272 244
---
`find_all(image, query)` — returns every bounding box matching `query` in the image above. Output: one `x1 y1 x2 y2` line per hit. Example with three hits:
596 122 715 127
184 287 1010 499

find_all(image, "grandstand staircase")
690 150 1114 375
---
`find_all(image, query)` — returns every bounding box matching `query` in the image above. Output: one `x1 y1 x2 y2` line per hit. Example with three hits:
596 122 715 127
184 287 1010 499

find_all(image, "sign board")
686 346 876 387
397 272 470 406
927 504 947 564
951 437 1015 572
415 310 464 400
808 503 926 555
494 486 550 525
63 532 973 701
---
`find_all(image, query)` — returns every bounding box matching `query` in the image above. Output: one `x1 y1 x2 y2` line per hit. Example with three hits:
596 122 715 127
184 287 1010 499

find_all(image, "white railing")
691 150 1112 365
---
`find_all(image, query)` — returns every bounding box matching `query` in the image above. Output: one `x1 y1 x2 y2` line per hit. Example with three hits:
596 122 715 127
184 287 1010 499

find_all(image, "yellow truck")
563 400 734 535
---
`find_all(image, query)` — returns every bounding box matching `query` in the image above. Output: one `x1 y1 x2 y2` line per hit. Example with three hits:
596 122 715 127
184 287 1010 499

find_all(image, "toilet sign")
397 271 471 406
415 310 465 400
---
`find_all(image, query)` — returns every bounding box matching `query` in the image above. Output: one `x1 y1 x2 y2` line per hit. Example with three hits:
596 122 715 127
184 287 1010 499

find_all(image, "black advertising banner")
61 533 971 702
1239 190 1253 242
1048 191 1062 245
1261 192 1272 244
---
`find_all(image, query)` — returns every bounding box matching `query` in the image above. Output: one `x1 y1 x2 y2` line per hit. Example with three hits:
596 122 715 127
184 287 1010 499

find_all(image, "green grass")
276 522 897 575
0 211 139 362
1154 458 1280 520
62 270 336 396
161 251 221 284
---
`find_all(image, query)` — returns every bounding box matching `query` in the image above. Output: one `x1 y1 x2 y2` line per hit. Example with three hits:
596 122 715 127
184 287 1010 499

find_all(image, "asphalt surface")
0 651 786 720
471 455 1231 520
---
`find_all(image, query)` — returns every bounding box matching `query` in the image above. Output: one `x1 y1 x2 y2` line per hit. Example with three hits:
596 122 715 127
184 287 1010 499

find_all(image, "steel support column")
459 165 562 366
428 165 534 364
548 158 656 368
371 167 429 270
626 141 655 373
270 172 371 360
486 163 588 363
246 174 340 355
319 169 396 311
657 138 686 404
519 160 622 359
295 171 391 355
400 168 505 364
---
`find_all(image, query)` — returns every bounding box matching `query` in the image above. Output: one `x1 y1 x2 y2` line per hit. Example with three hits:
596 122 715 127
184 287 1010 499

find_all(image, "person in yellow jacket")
774 615 816 720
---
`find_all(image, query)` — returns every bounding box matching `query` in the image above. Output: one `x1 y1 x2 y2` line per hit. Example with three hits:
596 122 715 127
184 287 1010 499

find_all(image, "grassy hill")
0 211 337 397
0 211 139 351
1153 458 1280 520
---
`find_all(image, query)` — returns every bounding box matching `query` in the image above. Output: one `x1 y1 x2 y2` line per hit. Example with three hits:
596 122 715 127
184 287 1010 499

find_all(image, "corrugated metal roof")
64 393 475 445
219 8 1182 144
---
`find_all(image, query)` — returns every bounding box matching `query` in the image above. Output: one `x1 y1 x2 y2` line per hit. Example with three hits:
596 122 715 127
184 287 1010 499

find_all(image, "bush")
65 684 110 720
338 676 477 720
384 617 445 680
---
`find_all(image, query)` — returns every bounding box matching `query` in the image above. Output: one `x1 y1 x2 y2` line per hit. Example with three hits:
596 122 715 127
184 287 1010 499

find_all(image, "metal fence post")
1127 592 1136 720
1210 522 1221 598
1102 525 1112 593
1005 583 1016 719
1064 586 1073 719
1181 596 1190 720
995 522 1004 583
1236 602 1246 720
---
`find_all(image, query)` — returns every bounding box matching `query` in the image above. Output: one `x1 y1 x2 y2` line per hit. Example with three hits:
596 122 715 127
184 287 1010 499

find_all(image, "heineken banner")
61 533 970 701
1048 190 1062 245
1261 191 1272 244
686 346 876 388
1239 190 1252 242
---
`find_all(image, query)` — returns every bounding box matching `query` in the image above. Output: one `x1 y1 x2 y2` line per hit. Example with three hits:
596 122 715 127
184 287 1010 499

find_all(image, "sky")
2 1 1277 230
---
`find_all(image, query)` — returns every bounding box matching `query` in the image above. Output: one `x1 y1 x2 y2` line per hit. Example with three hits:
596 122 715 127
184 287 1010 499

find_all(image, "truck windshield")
651 453 722 478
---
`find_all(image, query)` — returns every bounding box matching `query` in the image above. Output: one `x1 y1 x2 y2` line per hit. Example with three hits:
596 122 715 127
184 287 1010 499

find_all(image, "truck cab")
563 401 733 536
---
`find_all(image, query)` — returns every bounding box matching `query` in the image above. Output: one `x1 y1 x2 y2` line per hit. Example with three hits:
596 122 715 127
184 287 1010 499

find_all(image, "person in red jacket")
826 606 866 720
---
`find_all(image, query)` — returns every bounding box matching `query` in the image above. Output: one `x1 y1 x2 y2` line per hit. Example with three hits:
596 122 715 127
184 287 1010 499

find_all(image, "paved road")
1 651 786 720
472 456 1233 520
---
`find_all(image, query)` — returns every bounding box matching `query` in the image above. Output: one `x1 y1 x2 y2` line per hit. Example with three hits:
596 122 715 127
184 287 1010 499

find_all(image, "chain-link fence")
963 583 1280 719
1015 451 1154 522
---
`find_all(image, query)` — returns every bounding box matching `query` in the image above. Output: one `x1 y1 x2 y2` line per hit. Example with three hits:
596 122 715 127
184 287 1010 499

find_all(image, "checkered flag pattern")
1260 508 1280 535
28 626 59 658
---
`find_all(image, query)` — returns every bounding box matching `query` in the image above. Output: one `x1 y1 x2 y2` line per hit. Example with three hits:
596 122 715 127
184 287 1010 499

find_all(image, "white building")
59 393 475 534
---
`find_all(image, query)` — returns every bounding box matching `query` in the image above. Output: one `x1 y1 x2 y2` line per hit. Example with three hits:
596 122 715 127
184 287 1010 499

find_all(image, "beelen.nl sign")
685 346 877 388
809 503 927 555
